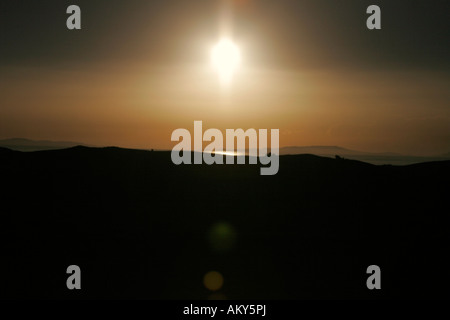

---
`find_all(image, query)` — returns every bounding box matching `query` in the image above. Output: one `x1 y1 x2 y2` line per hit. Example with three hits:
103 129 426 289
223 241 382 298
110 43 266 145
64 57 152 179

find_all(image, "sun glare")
211 38 241 85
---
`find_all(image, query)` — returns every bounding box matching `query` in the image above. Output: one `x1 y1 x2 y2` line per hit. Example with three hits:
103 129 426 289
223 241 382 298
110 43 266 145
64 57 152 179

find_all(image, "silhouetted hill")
0 146 449 299
4 139 449 165
280 145 391 156
0 146 16 154
279 146 450 165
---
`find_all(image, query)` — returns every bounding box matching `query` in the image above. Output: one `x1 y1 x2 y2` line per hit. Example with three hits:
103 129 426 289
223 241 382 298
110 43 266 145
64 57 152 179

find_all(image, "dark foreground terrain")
0 146 449 299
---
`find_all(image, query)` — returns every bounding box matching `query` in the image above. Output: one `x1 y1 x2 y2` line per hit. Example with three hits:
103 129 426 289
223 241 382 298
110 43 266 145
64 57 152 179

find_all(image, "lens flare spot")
203 271 224 291
208 222 237 252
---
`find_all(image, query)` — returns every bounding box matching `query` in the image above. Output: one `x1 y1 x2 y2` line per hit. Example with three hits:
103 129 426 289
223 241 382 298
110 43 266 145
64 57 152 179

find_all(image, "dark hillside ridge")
1 147 449 299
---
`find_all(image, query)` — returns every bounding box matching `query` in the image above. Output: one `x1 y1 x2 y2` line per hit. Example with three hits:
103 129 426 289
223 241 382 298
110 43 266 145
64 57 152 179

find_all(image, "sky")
1 0 449 156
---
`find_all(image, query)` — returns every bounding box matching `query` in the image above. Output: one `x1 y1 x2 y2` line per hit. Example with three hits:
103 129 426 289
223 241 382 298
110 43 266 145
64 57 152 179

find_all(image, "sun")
211 38 241 84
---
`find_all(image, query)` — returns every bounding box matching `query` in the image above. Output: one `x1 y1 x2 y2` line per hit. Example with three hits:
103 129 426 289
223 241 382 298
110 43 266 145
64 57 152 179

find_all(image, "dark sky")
1 0 448 70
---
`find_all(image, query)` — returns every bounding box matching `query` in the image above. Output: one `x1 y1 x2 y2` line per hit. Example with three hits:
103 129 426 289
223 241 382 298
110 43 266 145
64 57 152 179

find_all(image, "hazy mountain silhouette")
280 145 400 156
3 138 449 166
0 138 94 152
0 146 449 299
279 146 450 165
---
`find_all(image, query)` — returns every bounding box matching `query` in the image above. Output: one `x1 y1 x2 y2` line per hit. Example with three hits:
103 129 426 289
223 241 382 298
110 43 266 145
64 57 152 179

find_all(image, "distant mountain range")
279 146 400 157
1 138 449 165
0 138 93 152
278 146 450 165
